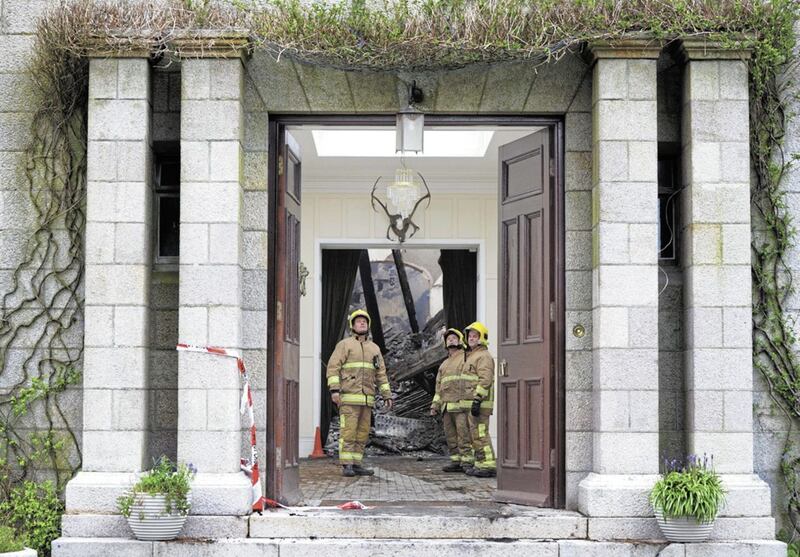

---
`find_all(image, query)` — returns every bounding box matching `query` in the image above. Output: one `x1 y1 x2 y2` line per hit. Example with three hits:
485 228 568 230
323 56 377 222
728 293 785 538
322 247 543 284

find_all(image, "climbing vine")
1 0 799 536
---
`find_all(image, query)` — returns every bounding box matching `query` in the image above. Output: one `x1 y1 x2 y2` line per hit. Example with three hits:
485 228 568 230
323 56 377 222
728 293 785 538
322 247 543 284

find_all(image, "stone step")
249 504 586 539
51 538 787 557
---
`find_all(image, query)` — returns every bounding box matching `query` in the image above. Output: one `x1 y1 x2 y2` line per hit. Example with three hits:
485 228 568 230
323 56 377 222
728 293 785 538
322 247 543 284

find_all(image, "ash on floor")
299 455 496 506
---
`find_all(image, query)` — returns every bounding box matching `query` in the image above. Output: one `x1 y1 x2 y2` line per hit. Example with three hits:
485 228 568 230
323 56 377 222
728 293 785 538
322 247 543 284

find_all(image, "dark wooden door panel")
268 127 302 505
496 128 554 507
500 380 520 468
501 218 519 345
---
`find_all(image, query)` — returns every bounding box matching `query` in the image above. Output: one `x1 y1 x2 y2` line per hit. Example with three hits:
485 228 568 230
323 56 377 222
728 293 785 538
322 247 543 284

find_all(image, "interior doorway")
267 117 565 508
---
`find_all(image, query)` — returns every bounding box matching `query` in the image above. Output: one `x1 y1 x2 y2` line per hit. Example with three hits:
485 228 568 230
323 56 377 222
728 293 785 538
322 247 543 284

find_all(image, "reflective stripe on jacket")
326 335 391 406
463 345 495 413
431 349 474 412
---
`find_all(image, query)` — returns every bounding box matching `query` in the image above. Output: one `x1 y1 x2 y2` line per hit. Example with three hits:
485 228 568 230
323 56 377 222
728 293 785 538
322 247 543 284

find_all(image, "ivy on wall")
0 0 798 535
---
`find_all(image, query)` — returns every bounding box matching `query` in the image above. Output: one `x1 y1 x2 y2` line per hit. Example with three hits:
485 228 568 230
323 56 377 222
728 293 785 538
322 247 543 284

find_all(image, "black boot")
342 465 356 477
467 467 496 478
352 464 374 476
442 462 463 473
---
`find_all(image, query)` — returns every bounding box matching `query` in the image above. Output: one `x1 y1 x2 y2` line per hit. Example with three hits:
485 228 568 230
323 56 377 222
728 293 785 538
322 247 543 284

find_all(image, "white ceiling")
288 125 541 193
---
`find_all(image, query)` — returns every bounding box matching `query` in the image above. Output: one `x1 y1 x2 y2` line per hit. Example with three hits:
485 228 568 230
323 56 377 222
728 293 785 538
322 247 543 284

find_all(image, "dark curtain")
439 249 477 332
320 249 362 442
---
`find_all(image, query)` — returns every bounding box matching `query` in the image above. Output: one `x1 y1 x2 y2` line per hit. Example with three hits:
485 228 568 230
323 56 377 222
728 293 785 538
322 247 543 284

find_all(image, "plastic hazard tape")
176 343 265 513
263 498 371 511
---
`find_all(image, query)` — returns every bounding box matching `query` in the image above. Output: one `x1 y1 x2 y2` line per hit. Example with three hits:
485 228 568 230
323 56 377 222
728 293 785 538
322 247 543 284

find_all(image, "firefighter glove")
471 399 481 417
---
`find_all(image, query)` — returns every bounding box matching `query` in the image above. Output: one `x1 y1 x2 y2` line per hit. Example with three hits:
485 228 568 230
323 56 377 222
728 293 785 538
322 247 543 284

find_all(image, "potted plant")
0 525 35 557
649 454 725 542
117 457 196 541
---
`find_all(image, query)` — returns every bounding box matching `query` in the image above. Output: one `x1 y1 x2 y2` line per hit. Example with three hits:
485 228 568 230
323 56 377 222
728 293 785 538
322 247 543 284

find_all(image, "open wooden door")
495 128 556 506
267 127 302 504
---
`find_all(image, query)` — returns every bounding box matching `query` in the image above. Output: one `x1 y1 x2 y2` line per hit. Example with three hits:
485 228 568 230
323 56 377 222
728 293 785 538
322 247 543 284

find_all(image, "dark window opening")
658 144 680 262
153 142 180 263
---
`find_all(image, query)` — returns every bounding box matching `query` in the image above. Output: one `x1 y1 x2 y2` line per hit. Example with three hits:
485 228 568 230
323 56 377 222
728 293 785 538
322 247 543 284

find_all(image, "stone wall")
0 0 82 485
753 21 800 535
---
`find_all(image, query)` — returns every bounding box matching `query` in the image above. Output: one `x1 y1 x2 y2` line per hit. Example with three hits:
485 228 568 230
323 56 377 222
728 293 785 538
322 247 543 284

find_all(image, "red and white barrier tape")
263 498 370 511
176 343 265 513
176 343 371 514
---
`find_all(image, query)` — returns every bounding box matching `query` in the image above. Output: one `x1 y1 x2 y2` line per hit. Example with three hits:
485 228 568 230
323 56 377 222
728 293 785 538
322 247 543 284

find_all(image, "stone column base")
578 473 660 517
65 471 141 513
717 474 772 517
65 471 253 516
189 473 253 515
579 473 773 518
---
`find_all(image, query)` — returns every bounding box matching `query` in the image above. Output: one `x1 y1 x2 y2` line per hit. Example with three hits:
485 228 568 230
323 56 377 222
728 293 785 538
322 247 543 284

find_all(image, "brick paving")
299 456 496 505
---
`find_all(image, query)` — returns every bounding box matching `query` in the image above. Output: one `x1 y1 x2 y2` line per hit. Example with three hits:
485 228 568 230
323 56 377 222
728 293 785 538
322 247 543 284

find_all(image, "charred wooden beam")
392 249 419 334
359 250 386 353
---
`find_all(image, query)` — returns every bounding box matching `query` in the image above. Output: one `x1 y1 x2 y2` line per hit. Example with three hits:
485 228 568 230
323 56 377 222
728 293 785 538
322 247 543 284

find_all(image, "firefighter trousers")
468 412 496 470
442 410 473 466
338 404 371 466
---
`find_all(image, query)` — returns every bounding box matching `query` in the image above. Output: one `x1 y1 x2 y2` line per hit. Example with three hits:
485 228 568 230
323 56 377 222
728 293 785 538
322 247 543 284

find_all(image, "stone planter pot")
125 493 190 541
654 509 715 542
1 548 36 557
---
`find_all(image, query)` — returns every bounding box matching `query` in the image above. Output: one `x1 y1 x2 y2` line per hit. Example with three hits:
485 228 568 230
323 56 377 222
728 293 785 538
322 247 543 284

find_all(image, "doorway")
267 116 565 507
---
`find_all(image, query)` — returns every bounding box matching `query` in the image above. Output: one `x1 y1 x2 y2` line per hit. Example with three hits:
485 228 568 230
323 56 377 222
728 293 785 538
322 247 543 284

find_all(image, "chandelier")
387 166 421 220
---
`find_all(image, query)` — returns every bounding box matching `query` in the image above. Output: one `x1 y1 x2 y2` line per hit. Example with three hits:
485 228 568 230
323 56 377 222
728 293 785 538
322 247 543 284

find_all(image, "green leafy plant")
0 480 62 556
650 455 726 524
0 525 23 553
117 457 196 519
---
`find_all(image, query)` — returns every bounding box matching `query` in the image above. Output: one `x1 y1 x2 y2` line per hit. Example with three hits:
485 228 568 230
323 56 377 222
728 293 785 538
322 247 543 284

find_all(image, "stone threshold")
250 504 586 539
52 538 787 557
61 504 777 542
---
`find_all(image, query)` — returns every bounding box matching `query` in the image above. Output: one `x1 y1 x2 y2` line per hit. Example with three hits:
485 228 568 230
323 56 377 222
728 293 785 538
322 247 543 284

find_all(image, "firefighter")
463 321 496 477
430 328 474 472
327 309 393 477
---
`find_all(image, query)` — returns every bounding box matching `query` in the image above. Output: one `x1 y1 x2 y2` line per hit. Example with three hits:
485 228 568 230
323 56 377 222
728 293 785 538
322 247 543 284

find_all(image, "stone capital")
83 34 158 58
678 35 753 62
586 36 663 62
169 29 252 59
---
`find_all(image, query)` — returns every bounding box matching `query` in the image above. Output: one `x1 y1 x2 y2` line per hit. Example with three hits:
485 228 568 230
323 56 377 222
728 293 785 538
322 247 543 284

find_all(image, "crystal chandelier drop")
386 165 421 220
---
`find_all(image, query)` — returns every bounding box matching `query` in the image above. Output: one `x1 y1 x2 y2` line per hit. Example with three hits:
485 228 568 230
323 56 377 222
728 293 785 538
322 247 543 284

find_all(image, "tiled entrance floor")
299 455 496 505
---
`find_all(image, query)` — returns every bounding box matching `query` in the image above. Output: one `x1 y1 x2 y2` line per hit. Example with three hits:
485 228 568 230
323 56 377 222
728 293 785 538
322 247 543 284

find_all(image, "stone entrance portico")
55 33 783 556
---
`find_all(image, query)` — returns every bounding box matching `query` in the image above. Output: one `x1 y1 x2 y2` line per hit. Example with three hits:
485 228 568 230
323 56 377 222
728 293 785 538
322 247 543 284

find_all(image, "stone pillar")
578 41 661 520
66 57 152 512
176 52 251 515
680 40 773 525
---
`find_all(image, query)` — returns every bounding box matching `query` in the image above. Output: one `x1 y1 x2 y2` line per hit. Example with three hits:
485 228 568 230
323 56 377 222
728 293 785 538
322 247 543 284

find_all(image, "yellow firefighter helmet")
348 309 371 332
464 321 489 347
443 327 466 349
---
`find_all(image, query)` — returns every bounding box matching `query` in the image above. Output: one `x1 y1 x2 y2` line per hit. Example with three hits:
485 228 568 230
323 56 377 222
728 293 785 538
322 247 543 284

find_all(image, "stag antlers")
370 171 431 243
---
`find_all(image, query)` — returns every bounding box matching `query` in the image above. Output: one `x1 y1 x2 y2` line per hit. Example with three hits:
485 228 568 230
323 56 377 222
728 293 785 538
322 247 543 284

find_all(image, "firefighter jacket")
326 335 391 407
431 349 473 413
464 345 495 414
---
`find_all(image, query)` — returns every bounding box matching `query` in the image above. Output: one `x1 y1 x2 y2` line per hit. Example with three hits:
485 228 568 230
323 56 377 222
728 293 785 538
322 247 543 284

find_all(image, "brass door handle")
298 261 309 296
500 359 508 377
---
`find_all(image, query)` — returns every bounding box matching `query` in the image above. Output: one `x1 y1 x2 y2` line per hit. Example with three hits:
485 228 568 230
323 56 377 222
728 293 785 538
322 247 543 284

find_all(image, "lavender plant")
650 454 725 524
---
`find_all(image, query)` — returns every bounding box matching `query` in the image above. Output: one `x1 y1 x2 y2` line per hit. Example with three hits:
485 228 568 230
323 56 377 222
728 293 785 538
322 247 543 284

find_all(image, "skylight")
311 129 494 157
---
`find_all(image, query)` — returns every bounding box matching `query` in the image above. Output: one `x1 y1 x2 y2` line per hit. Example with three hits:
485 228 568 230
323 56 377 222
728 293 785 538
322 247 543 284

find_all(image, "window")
657 147 680 261
154 143 180 264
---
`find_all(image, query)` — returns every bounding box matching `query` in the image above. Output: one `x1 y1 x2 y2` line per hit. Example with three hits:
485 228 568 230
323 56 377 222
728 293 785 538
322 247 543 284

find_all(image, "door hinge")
550 448 556 467
549 158 555 177
549 301 555 322
277 155 285 177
